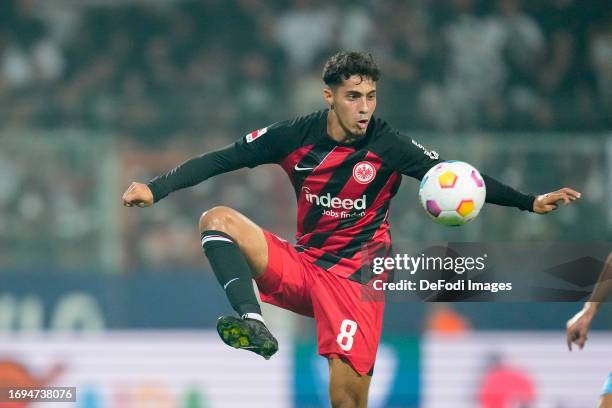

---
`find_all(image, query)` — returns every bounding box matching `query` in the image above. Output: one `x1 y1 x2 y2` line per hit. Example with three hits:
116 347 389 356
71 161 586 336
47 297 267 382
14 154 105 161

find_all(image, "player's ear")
323 86 334 109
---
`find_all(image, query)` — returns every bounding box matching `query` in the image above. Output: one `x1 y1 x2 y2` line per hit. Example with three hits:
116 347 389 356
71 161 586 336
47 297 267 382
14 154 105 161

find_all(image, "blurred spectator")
234 51 279 125
274 0 336 73
420 0 508 130
589 12 612 127
332 0 375 52
372 1 439 127
0 0 64 89
0 0 608 135
495 0 547 129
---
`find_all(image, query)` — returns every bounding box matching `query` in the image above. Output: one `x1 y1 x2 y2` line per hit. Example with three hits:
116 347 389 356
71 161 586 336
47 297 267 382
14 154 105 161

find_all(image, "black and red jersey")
148 110 534 282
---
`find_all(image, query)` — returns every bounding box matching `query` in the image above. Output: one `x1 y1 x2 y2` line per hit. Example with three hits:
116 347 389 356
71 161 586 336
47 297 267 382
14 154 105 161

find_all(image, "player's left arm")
480 176 580 214
379 131 580 213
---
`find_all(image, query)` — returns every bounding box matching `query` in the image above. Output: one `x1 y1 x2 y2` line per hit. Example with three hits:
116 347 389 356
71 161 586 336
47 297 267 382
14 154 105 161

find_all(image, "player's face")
325 75 377 139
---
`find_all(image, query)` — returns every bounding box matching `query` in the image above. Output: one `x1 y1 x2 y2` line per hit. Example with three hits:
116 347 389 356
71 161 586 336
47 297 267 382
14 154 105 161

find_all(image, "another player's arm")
122 125 286 207
566 251 612 350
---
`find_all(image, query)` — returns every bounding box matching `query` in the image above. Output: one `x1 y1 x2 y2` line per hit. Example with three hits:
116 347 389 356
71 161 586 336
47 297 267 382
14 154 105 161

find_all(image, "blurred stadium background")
1 0 611 406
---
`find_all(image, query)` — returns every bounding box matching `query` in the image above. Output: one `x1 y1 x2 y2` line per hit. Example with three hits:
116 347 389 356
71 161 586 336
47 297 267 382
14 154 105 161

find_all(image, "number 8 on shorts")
337 319 358 351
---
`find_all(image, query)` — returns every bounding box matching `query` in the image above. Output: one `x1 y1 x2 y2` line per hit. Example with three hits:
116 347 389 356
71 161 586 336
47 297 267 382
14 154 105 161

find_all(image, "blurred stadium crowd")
1 0 610 271
1 0 611 136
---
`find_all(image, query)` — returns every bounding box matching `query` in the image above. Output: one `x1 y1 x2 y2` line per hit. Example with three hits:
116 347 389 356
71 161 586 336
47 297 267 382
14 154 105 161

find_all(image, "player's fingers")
547 192 571 206
559 188 581 199
122 186 134 203
548 192 564 201
567 329 586 351
575 329 588 349
566 331 573 351
122 193 144 208
561 194 571 205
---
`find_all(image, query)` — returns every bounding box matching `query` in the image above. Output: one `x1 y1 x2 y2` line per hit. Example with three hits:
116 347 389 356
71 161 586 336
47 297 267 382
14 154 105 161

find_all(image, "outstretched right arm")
146 143 267 203
122 124 284 206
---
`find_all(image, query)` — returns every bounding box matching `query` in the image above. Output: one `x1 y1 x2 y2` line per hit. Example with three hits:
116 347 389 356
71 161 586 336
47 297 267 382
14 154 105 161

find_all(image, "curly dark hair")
322 51 380 87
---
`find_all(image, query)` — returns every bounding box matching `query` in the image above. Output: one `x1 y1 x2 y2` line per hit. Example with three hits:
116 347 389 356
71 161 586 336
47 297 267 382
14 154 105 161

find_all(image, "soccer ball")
418 161 486 226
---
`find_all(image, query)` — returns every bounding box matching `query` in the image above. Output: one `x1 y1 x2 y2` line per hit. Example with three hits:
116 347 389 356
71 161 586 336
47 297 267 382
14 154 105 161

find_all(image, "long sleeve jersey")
149 110 535 282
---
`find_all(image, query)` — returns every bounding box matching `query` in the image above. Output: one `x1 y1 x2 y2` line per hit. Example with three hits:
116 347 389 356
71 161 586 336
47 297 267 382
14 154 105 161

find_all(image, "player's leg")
198 206 277 358
328 358 371 408
310 268 384 407
199 205 269 278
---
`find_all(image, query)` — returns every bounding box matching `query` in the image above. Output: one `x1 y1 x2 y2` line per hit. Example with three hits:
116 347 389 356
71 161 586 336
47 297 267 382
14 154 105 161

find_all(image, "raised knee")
199 206 238 233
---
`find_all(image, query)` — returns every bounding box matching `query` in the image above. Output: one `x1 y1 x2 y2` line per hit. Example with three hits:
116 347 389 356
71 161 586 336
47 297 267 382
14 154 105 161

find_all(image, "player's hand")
122 182 154 208
566 304 597 351
533 187 581 214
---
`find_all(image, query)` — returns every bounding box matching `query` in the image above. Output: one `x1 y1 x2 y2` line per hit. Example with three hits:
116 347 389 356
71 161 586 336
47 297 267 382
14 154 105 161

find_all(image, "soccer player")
567 251 612 408
123 52 581 407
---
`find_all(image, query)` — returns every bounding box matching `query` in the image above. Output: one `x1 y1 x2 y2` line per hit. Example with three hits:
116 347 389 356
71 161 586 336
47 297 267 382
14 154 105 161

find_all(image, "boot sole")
216 316 278 360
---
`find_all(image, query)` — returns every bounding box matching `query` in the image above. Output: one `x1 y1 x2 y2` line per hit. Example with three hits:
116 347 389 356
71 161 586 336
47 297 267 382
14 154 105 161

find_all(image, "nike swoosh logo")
294 164 314 171
223 277 239 290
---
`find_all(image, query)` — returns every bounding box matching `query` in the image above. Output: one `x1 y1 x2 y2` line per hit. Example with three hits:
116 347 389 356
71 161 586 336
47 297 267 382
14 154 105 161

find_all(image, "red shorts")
255 231 384 376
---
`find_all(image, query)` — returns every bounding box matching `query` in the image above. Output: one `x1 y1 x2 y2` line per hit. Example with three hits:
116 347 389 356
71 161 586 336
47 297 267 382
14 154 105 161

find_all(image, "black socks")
201 230 262 317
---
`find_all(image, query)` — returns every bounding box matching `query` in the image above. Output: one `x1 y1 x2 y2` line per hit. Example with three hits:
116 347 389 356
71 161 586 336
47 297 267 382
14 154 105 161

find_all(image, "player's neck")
326 110 360 144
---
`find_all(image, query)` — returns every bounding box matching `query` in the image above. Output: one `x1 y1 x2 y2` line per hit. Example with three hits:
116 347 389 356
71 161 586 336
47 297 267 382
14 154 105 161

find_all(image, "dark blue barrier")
0 270 230 330
1 270 607 331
